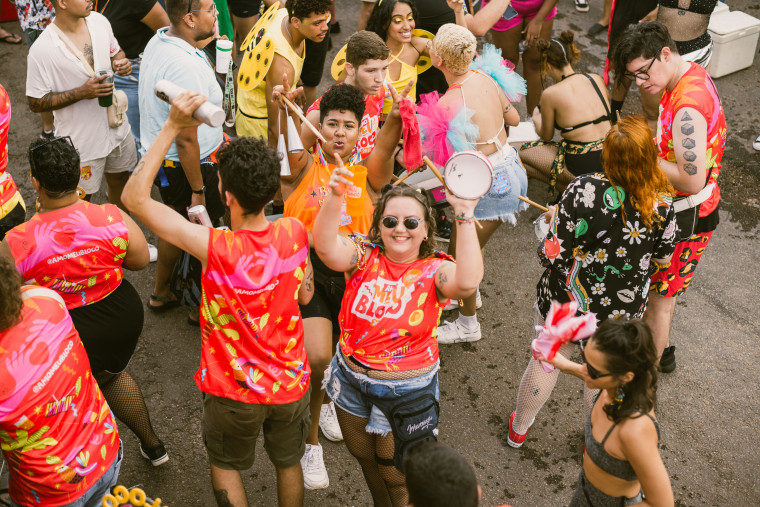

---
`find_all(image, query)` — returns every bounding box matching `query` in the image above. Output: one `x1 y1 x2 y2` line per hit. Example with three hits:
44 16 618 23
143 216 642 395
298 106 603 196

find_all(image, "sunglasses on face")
579 339 614 380
381 216 421 230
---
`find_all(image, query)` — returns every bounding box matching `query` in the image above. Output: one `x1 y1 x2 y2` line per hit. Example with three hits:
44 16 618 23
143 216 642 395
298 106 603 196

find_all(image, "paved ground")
2 0 759 505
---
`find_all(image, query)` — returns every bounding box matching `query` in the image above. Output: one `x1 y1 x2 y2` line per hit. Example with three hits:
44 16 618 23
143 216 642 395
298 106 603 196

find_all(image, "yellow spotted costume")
236 3 304 139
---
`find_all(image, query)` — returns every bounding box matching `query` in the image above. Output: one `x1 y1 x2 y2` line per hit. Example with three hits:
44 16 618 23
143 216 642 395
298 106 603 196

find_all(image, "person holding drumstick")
422 23 527 344
312 162 484 506
506 115 677 449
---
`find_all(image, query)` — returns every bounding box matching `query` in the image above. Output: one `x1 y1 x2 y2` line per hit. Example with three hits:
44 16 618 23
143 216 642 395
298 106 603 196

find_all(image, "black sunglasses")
579 339 614 380
29 136 74 171
381 216 421 230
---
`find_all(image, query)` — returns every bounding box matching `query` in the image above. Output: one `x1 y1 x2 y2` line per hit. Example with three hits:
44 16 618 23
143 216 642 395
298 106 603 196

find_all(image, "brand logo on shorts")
80 165 92 180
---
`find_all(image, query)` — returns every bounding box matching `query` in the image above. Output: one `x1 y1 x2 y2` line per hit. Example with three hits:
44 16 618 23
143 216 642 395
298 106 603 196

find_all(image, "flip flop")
588 23 608 36
187 307 201 327
147 293 180 313
0 33 23 45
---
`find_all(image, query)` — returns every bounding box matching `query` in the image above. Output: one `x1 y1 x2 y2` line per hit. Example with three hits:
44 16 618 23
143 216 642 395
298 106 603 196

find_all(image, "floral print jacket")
536 174 677 321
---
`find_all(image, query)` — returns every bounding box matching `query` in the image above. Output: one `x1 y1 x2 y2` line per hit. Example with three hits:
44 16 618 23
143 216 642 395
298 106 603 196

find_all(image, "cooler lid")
708 11 760 36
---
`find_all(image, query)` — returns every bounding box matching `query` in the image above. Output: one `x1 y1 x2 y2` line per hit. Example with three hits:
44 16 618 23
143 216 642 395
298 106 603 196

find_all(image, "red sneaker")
507 411 533 448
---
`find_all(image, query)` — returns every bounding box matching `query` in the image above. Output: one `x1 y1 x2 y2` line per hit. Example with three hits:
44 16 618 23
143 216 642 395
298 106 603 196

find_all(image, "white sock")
458 314 478 330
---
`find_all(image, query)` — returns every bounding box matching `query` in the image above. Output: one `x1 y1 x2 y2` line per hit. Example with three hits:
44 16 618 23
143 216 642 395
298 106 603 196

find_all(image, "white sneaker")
319 402 343 442
436 320 482 344
300 444 329 490
753 135 760 151
574 0 589 12
443 289 482 311
147 243 158 263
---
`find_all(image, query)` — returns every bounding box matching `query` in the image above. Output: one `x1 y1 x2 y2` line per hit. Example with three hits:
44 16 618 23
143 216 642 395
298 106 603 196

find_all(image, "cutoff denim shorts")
323 351 439 437
474 145 529 224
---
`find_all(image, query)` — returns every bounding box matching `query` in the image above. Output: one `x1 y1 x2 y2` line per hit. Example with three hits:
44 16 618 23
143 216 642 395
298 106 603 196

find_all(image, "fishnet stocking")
336 406 408 507
96 370 161 449
519 144 574 190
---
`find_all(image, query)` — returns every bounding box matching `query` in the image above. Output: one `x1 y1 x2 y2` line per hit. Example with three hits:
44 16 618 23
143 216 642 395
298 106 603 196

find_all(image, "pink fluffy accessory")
532 301 597 373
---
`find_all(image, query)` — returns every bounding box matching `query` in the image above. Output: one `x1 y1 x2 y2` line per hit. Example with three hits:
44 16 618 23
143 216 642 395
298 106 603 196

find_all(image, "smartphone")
502 4 518 21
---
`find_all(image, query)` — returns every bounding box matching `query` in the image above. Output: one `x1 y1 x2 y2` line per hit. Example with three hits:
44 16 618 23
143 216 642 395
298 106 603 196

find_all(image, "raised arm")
312 159 367 273
271 76 315 188
466 0 512 37
433 193 483 300
266 55 297 147
658 107 710 195
122 92 212 267
446 0 468 30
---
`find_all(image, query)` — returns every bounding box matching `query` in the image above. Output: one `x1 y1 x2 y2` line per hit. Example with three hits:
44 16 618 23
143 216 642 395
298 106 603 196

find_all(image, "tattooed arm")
27 75 112 112
298 261 315 305
658 107 709 195
434 194 483 301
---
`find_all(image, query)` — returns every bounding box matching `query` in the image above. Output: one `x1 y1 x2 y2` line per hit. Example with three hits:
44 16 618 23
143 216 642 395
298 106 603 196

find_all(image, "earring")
35 196 41 212
189 24 196 29
76 186 86 200
611 384 625 410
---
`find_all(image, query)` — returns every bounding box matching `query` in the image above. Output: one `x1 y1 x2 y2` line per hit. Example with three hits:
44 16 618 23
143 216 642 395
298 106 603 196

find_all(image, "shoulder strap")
642 412 661 442
600 420 618 445
48 23 96 77
583 73 611 121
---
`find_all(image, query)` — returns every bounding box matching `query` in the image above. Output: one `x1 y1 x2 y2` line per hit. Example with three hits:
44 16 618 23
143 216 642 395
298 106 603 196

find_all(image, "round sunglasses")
579 339 614 380
381 216 421 230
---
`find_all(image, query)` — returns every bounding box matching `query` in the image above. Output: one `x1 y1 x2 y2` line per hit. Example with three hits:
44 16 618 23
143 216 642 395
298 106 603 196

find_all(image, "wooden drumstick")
281 96 327 145
518 195 549 212
422 156 483 229
394 164 424 185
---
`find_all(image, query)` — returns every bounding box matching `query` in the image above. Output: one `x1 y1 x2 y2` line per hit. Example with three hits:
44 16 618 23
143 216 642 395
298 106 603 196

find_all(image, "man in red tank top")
613 21 726 373
122 93 315 506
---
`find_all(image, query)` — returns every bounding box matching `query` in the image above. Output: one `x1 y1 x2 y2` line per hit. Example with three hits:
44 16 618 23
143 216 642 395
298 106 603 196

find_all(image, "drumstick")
422 156 483 229
518 195 549 212
281 96 327 145
394 164 424 185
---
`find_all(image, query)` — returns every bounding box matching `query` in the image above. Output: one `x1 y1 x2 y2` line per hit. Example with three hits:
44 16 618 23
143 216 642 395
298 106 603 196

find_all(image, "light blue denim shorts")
474 145 529 223
323 352 440 437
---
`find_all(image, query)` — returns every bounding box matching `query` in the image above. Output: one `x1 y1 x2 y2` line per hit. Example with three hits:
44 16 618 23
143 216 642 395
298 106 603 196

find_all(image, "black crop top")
659 0 717 15
553 73 612 134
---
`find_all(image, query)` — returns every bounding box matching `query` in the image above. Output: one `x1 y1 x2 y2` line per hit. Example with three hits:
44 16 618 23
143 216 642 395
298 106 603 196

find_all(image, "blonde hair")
433 24 476 74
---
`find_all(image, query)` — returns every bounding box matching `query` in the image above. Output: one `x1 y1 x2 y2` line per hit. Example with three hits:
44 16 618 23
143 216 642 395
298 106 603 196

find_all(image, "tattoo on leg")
213 488 234 507
682 137 696 149
681 111 693 121
683 151 697 162
681 123 694 136
683 163 698 175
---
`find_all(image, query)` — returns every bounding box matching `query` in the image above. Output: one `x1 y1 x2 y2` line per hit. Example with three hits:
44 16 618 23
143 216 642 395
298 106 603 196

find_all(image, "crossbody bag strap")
48 22 96 77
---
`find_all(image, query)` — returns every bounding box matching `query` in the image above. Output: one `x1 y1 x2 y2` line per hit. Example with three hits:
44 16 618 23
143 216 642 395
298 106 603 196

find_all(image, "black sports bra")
659 0 716 15
553 73 612 134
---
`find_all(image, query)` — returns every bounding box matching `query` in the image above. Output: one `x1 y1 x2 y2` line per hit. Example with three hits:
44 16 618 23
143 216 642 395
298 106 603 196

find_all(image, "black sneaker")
140 442 169 466
659 346 676 374
40 128 55 140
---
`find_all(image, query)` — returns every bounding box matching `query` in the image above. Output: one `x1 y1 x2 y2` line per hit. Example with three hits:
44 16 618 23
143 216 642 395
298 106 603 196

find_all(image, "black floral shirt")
536 174 677 320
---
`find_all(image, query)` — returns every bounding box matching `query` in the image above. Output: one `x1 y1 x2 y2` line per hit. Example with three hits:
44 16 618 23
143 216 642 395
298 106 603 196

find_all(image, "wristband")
191 185 206 195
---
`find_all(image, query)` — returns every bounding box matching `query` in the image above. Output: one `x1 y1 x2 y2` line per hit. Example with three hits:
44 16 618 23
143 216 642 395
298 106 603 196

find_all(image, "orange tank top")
284 159 373 235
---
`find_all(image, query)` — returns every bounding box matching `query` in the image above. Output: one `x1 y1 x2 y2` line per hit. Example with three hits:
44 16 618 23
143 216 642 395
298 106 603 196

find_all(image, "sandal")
0 33 22 45
187 307 201 327
588 23 608 36
146 293 179 313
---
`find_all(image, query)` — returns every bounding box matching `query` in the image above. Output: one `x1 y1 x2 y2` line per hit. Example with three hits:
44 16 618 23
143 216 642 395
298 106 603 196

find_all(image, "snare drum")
442 151 494 200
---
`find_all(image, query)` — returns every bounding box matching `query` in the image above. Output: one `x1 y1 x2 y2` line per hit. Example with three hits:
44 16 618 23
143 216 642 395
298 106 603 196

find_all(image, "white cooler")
708 10 760 78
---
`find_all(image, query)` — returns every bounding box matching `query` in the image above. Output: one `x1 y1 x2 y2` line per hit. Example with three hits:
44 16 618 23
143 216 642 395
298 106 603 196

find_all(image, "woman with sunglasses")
506 115 678 449
539 318 674 506
0 136 168 467
366 0 467 114
311 164 483 506
519 31 613 197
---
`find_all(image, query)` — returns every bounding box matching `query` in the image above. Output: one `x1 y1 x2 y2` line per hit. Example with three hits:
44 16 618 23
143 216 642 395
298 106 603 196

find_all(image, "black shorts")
69 279 143 374
301 27 331 87
227 0 262 17
299 249 345 329
565 149 604 178
155 160 225 222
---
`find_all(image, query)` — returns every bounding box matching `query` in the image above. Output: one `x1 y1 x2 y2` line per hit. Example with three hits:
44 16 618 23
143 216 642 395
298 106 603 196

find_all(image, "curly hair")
537 30 580 80
367 185 437 258
433 24 476 74
28 137 81 198
602 115 674 230
366 0 419 42
346 31 390 67
591 318 658 424
404 441 479 507
0 256 23 332
318 84 366 125
217 137 281 215
611 21 677 88
286 0 332 21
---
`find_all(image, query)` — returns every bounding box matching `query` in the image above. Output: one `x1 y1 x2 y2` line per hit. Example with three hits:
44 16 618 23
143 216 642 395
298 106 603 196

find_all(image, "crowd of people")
0 0 729 506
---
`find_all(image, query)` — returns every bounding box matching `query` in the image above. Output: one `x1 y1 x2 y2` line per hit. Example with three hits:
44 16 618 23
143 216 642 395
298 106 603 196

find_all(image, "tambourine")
442 150 494 200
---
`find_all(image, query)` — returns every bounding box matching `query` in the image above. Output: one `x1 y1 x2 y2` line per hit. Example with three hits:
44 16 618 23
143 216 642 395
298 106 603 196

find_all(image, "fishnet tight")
519 144 574 191
335 406 408 507
96 370 161 449
512 342 599 434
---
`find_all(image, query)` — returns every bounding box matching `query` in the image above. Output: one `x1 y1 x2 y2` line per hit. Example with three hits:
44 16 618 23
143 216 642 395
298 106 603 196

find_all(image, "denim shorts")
474 146 528 224
323 352 439 437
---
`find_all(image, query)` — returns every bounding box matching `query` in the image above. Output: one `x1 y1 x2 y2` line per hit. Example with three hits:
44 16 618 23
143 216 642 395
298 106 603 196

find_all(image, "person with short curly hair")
123 92 315 506
236 0 332 141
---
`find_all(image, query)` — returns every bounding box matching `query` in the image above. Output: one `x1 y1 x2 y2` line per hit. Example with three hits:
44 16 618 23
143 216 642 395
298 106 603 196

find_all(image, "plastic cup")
343 165 367 217
215 39 234 74
96 69 114 107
